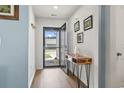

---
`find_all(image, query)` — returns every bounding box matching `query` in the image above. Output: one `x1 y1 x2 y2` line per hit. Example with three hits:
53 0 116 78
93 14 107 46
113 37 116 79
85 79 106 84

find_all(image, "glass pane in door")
44 29 60 67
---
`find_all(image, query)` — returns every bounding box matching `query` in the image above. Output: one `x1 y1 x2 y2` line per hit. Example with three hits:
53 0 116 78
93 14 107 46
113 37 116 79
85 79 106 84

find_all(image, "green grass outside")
45 53 52 58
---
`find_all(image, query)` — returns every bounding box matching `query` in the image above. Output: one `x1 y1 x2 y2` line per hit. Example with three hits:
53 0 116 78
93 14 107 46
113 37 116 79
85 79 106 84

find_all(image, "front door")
113 6 124 87
43 27 60 67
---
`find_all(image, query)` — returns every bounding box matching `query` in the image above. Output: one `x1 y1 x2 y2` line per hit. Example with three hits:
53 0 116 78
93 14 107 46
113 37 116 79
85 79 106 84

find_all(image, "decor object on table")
0 5 19 20
74 21 80 32
74 46 80 57
77 32 83 43
84 15 93 31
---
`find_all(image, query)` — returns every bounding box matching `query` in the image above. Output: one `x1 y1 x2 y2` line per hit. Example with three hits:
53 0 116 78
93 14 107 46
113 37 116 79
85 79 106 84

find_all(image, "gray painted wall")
67 6 99 88
0 6 28 88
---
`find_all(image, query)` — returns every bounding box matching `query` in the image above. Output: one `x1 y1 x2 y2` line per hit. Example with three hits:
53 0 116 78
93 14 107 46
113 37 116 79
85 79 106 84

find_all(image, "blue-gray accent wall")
0 6 28 88
98 5 109 88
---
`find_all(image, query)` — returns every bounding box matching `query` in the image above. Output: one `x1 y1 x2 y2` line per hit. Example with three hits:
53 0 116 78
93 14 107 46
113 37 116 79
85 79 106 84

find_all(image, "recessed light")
53 6 58 10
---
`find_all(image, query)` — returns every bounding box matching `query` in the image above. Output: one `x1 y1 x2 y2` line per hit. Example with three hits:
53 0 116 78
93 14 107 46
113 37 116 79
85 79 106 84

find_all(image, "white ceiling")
32 5 80 19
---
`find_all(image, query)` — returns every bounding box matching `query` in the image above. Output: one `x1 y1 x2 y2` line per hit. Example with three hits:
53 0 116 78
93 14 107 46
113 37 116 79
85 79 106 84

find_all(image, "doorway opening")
43 27 60 67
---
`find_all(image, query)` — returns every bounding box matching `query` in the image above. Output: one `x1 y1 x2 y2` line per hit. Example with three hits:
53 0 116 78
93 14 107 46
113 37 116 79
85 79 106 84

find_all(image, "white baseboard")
28 70 36 88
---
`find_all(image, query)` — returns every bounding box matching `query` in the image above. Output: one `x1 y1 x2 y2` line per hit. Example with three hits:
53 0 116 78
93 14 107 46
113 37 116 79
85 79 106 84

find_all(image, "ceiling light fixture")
51 14 57 16
53 6 58 10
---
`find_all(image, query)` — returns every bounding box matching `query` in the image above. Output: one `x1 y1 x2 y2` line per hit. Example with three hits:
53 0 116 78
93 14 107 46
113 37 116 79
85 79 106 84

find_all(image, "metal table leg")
67 60 69 75
85 64 90 88
76 64 80 88
72 63 75 76
80 65 83 79
79 65 83 88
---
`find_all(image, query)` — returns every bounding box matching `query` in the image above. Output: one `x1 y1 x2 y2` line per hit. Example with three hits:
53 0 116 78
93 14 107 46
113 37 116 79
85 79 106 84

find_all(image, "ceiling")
32 5 80 19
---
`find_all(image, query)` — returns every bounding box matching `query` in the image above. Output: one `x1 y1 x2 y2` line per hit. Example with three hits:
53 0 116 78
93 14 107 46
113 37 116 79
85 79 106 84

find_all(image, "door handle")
117 52 122 56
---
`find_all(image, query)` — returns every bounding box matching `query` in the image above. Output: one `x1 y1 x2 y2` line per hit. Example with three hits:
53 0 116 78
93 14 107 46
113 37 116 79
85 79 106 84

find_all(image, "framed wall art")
0 5 19 20
77 32 83 43
74 21 80 32
84 15 93 31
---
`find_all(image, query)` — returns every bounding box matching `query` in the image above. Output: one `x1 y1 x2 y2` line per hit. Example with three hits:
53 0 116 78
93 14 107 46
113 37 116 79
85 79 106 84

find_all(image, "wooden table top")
65 54 92 64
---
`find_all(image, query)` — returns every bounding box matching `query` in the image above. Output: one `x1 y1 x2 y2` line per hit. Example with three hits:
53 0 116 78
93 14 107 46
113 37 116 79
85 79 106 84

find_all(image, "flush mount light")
51 14 57 16
53 6 58 10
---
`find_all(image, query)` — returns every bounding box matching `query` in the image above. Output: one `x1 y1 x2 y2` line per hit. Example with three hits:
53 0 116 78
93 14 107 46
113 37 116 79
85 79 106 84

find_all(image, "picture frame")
84 15 93 31
74 21 80 32
0 5 19 20
77 32 83 43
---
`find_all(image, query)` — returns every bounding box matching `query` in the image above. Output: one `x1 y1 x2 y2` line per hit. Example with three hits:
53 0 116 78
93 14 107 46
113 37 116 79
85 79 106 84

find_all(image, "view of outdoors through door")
44 28 60 67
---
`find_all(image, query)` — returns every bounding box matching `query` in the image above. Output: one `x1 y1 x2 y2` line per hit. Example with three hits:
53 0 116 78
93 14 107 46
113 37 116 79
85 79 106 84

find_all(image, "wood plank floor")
31 68 77 88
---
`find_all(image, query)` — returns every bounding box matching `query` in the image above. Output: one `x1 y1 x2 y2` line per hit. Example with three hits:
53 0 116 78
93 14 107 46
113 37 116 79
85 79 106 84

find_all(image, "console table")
65 54 92 88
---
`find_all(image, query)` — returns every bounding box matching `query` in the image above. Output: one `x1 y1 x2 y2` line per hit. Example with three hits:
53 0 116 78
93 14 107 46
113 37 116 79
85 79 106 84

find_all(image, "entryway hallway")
1 5 124 88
